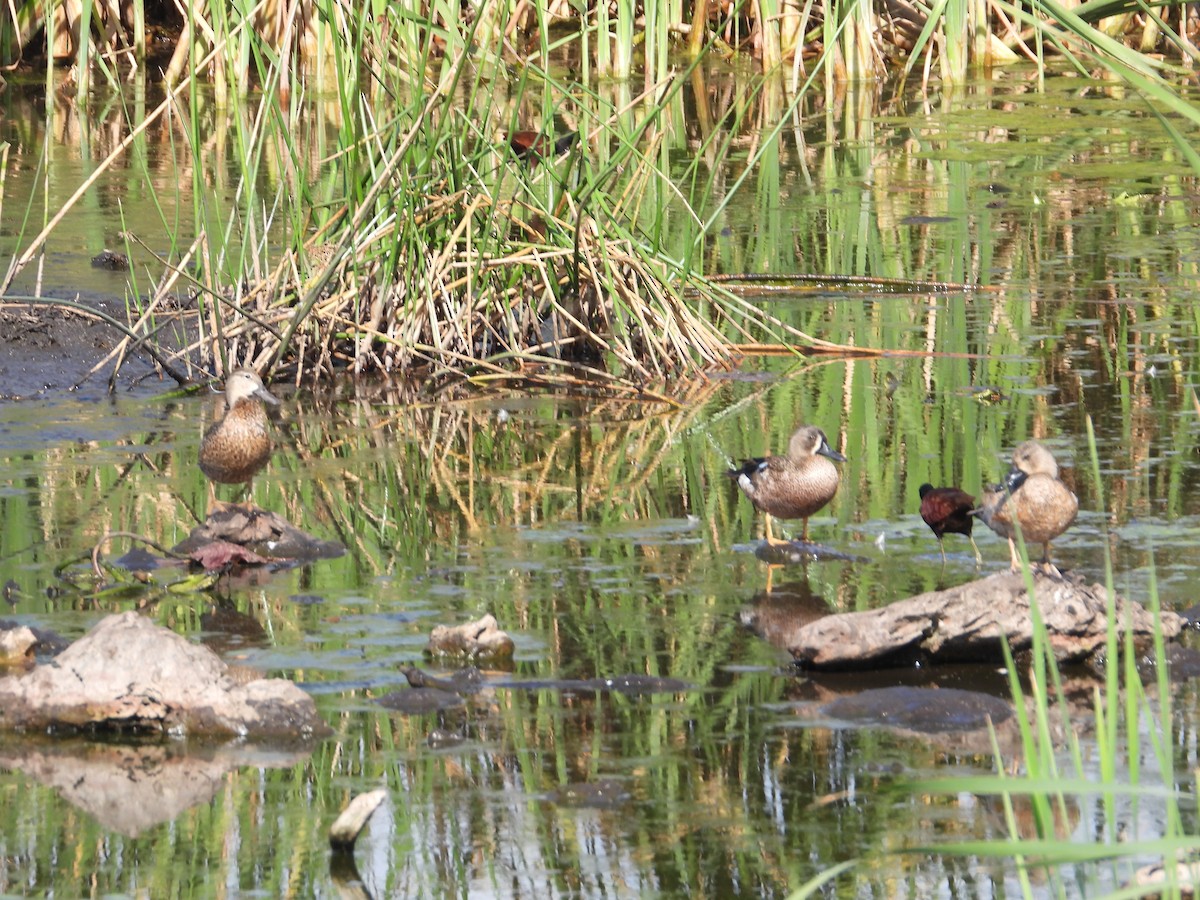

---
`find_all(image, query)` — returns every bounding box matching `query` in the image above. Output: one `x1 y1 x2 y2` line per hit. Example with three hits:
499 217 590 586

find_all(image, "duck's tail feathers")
727 458 767 480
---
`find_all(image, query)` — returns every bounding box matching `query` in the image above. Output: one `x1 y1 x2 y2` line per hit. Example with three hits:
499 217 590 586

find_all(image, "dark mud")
0 296 180 401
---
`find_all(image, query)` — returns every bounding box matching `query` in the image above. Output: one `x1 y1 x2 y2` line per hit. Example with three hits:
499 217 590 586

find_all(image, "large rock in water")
0 612 330 737
786 571 1185 670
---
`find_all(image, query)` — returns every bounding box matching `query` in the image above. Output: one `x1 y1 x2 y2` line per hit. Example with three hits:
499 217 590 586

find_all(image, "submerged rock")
0 620 67 666
0 622 37 666
0 612 330 738
753 541 866 565
397 665 692 701
821 686 1014 734
551 778 631 809
377 688 464 715
488 673 692 695
90 249 129 271
578 674 691 694
403 666 483 694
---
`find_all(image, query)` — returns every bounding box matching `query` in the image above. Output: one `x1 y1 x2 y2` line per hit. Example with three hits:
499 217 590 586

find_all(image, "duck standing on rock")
729 425 845 546
918 484 981 564
974 440 1078 573
198 368 280 486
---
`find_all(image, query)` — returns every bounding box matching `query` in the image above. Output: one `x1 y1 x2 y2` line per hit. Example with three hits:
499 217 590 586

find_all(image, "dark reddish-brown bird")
507 130 577 167
918 483 981 563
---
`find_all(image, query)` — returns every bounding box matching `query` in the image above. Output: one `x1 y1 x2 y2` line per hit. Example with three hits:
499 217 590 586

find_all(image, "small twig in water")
91 531 188 579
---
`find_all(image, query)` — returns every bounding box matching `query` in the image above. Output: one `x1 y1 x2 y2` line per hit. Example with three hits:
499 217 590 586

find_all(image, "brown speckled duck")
729 425 845 545
975 440 1078 572
198 368 279 485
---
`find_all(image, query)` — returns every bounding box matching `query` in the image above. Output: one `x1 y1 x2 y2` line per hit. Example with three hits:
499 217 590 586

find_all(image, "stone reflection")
0 738 314 837
739 578 832 650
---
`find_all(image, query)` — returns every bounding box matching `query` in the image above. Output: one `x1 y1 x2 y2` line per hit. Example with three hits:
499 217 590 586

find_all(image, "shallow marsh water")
2 71 1200 897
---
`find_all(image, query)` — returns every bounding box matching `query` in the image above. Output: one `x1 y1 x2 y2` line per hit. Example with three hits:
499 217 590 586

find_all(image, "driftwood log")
785 571 1184 670
329 789 388 851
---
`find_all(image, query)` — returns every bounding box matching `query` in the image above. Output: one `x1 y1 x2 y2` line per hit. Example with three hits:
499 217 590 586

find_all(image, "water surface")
1 71 1199 898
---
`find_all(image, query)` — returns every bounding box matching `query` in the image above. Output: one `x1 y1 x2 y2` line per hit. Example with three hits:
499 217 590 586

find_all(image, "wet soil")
0 299 180 401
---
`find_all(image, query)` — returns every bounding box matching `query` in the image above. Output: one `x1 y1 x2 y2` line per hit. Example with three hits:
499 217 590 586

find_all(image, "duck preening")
974 440 1078 573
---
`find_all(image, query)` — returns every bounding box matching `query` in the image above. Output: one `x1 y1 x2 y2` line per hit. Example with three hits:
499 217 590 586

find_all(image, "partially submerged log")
0 612 331 737
786 571 1184 670
329 789 388 852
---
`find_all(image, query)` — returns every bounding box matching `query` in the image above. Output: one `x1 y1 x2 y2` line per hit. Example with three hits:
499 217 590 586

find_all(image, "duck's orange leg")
764 514 790 547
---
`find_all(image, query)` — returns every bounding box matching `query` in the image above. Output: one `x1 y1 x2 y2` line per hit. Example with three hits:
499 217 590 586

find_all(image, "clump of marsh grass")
0 20 837 392
209 188 745 385
162 50 825 388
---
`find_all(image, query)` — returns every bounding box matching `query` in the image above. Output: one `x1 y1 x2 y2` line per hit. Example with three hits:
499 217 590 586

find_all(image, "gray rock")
0 612 330 738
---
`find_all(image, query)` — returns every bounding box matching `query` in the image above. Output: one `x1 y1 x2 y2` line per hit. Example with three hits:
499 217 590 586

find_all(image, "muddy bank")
0 296 186 401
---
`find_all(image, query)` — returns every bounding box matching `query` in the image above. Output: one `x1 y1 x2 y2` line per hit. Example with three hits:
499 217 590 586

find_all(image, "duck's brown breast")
199 401 273 485
745 456 840 520
978 476 1077 543
1009 475 1078 543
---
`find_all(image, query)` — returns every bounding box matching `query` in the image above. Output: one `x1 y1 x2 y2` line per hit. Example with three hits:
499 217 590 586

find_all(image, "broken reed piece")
329 789 388 852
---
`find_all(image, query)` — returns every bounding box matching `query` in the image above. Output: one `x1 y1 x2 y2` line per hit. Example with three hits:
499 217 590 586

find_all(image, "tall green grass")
4 0 1200 390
